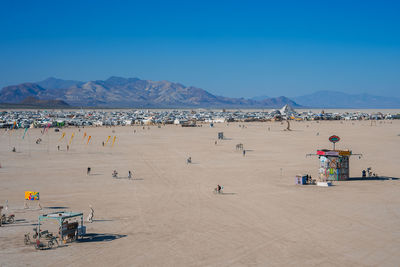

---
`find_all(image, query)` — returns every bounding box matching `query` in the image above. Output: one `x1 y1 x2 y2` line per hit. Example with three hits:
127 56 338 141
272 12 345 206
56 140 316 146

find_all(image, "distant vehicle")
1 214 15 224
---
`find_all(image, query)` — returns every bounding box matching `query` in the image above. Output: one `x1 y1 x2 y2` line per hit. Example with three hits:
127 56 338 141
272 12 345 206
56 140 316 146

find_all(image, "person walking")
128 170 132 179
87 167 91 176
87 205 94 223
243 150 246 157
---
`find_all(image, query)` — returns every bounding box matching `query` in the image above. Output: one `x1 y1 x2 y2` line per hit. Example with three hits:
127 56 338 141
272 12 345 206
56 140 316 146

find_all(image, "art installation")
307 135 361 181
25 191 40 200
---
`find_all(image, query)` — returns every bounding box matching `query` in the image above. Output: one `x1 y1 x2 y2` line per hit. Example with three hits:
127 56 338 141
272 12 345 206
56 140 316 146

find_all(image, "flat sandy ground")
1 120 400 266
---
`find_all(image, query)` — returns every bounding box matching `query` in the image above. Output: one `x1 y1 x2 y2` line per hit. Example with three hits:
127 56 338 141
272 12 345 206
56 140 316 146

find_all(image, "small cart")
38 211 85 245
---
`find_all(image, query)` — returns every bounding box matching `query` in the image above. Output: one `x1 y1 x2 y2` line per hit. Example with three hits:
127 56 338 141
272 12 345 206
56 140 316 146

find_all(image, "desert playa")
1 120 400 266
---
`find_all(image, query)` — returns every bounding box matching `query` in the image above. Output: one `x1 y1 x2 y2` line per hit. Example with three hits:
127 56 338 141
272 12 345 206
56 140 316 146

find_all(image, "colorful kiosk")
317 149 351 181
308 135 361 182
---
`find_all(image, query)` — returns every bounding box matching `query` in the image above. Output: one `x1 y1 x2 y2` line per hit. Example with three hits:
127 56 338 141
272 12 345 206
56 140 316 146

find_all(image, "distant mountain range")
0 77 301 108
1 77 398 108
292 91 400 109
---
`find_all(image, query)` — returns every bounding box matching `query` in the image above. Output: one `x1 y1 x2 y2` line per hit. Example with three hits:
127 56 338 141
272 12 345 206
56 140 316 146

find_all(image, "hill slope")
20 96 70 108
0 77 301 108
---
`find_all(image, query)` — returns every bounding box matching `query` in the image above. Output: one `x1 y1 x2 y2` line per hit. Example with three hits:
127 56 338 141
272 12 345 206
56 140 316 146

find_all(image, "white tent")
280 104 296 116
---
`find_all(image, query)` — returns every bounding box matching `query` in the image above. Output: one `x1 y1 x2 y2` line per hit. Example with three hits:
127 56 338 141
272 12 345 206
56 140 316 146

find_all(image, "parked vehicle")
1 214 15 224
25 228 59 249
34 235 59 250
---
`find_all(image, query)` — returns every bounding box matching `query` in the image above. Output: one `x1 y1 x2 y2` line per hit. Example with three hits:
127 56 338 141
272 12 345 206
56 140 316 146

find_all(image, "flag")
69 133 75 145
105 135 111 145
45 123 51 133
83 132 87 140
22 128 28 139
59 132 66 141
87 136 92 144
41 124 48 135
112 136 116 147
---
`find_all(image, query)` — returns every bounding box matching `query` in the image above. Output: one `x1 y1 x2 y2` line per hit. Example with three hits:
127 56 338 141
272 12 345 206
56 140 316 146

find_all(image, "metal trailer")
38 211 84 245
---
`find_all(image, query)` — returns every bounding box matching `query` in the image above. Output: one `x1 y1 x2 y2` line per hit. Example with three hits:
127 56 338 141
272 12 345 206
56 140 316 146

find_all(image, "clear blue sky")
0 0 399 98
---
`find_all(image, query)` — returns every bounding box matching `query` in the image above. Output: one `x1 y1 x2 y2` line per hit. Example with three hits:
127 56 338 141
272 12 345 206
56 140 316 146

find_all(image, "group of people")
362 168 377 178
56 145 69 151
87 167 132 179
112 169 132 179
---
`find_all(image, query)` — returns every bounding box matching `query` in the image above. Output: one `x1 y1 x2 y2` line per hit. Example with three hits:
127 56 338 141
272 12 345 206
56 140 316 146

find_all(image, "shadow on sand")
77 233 127 243
114 177 142 180
2 219 33 227
285 129 304 132
346 176 399 181
44 206 70 210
